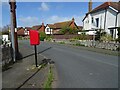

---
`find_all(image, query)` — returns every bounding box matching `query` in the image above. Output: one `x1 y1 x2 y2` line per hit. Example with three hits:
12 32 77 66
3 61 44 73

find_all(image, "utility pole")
9 0 19 62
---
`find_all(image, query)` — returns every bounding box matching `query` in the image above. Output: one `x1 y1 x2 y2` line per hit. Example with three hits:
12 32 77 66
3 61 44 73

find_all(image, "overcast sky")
1 2 107 27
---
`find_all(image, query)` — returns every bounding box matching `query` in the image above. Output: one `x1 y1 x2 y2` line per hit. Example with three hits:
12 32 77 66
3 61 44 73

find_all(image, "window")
92 17 94 23
96 18 99 27
47 28 49 32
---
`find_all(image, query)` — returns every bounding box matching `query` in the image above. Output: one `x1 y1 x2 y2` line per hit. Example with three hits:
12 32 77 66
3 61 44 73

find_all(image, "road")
19 40 118 88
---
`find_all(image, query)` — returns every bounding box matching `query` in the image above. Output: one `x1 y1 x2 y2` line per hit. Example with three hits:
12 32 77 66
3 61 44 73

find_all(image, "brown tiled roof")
47 20 73 29
54 20 73 28
25 27 32 31
32 25 42 30
83 2 119 21
90 2 119 13
78 26 83 30
17 27 25 36
47 24 55 29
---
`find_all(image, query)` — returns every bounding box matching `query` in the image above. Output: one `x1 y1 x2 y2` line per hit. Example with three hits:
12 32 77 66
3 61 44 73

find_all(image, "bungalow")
82 1 120 39
45 18 79 35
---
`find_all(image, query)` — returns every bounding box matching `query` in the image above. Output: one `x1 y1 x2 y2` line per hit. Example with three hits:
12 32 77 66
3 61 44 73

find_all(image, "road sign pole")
34 45 38 67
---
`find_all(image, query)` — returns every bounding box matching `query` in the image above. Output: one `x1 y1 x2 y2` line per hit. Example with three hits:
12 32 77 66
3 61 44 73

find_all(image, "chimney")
72 17 75 21
42 22 44 26
89 0 92 12
42 22 45 32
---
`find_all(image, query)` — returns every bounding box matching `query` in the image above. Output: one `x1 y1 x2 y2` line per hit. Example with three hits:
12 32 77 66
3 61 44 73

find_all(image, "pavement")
2 41 51 89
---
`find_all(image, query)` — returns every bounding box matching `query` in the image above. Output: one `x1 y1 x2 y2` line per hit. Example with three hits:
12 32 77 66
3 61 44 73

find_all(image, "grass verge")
43 65 54 90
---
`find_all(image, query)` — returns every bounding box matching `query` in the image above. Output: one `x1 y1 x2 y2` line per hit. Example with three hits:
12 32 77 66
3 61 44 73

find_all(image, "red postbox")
29 30 40 67
29 30 40 45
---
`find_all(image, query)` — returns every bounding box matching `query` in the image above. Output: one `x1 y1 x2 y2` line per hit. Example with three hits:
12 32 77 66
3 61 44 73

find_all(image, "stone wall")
54 39 119 51
78 40 119 51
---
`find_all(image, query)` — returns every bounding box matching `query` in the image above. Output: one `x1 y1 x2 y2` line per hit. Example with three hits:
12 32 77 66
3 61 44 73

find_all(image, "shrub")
100 34 113 42
45 35 53 41
75 43 84 46
79 32 88 40
117 27 120 43
59 26 78 35
59 41 65 44
40 32 46 41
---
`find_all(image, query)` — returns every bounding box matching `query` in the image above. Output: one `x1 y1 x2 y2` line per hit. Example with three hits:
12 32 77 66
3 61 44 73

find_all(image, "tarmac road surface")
19 40 118 88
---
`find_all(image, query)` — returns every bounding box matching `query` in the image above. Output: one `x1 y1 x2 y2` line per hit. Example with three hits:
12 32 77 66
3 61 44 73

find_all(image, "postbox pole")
34 45 38 67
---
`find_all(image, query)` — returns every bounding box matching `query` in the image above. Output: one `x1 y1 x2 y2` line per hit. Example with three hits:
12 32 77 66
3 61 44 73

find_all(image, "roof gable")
83 2 119 22
90 2 119 13
47 24 55 28
32 25 42 30
54 20 73 28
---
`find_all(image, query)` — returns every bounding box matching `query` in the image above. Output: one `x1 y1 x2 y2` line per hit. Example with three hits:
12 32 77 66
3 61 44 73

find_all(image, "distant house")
17 27 31 36
17 23 45 36
32 23 45 33
45 24 55 35
82 1 120 39
17 27 26 36
45 18 79 35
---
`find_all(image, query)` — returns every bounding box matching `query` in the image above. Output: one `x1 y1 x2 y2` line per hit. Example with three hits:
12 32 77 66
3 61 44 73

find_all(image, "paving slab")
2 41 48 89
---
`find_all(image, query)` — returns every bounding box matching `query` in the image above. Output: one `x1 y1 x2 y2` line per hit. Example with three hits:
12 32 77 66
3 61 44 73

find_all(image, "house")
17 27 25 36
32 23 45 32
17 27 31 36
82 1 120 39
45 24 55 35
45 18 79 35
17 23 45 36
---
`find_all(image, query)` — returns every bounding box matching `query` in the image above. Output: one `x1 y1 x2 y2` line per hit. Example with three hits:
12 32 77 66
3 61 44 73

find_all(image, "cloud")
18 16 40 27
45 15 84 26
18 15 84 27
38 2 49 11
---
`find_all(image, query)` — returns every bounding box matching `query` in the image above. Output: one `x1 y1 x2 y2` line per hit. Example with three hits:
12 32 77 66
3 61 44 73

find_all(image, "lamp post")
9 0 19 62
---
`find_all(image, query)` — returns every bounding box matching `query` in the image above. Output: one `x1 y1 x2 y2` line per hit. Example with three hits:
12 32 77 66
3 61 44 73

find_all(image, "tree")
2 25 10 35
39 32 46 41
95 29 106 41
59 26 68 34
60 26 78 34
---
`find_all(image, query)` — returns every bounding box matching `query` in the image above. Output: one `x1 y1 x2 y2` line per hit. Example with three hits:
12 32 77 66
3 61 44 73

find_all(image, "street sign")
29 30 40 45
29 30 40 67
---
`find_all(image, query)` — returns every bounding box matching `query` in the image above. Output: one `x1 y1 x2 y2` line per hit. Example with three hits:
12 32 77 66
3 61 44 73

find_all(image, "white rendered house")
83 2 120 39
45 24 54 35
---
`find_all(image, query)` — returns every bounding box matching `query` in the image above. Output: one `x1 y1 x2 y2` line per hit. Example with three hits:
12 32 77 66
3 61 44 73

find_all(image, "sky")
1 2 107 28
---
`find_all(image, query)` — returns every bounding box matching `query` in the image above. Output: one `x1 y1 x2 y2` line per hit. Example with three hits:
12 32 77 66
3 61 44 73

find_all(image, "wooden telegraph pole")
9 0 19 62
